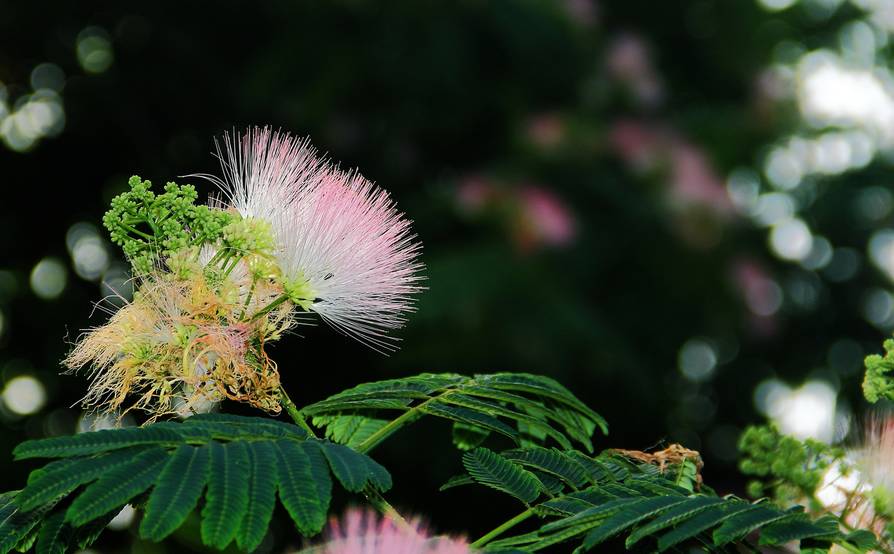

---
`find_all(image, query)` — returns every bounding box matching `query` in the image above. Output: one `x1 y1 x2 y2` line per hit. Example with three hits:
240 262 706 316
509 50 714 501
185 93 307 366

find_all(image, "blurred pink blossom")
304 509 471 554
609 120 734 217
730 258 780 336
609 120 664 171
562 0 599 26
456 176 576 252
606 33 663 107
525 113 565 150
456 176 497 212
517 186 576 249
669 143 734 215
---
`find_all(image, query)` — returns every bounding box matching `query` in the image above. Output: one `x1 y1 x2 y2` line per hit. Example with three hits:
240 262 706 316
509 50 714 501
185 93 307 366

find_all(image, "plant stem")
278 386 317 438
250 294 290 322
238 279 258 320
365 488 409 527
470 508 534 548
354 395 445 454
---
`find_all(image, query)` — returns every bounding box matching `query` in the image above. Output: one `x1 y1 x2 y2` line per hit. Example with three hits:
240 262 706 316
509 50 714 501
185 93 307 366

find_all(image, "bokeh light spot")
67 223 110 281
754 378 837 442
770 218 813 261
678 338 718 382
863 287 894 328
2 375 47 415
29 63 65 93
77 27 114 74
30 257 67 300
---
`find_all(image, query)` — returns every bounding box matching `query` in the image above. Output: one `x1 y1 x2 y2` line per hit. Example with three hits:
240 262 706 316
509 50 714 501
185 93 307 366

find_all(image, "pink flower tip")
303 508 473 554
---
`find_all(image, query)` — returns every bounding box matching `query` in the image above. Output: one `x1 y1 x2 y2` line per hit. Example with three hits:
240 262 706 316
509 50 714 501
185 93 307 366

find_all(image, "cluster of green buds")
738 424 845 508
103 176 235 274
864 339 894 404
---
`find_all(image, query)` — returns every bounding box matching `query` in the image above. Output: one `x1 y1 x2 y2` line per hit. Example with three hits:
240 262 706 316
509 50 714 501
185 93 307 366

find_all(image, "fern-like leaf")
66 447 168 526
463 446 859 553
312 414 388 449
712 504 793 545
9 415 392 552
201 441 250 549
501 447 589 490
305 373 607 453
236 441 278 552
274 440 331 536
580 496 689 549
462 448 540 504
452 421 491 451
16 447 150 512
655 501 755 551
317 442 381 493
139 444 210 541
625 495 725 547
14 425 182 460
34 511 67 554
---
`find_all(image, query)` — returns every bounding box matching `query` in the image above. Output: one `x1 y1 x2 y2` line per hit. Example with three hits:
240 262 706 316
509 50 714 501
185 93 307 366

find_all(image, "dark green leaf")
274 440 331 536
501 447 588 489
201 441 250 549
657 501 754 552
313 414 388 448
66 447 167 526
18 447 152 512
439 474 475 491
236 441 278 552
712 504 790 545
626 496 725 547
580 496 689 549
35 511 67 554
14 425 182 460
758 513 841 545
452 421 490 451
423 402 519 443
462 448 540 504
316 442 373 493
139 444 210 541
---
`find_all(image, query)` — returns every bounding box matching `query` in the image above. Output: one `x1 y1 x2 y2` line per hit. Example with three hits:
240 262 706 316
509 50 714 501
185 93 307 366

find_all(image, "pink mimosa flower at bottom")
301 509 472 554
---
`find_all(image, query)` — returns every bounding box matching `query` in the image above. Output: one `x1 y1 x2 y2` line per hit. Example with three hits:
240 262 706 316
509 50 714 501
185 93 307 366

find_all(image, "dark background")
1 1 891 551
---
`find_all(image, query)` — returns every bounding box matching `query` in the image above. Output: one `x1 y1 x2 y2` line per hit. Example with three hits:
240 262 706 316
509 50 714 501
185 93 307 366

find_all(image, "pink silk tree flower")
203 126 424 352
302 509 472 554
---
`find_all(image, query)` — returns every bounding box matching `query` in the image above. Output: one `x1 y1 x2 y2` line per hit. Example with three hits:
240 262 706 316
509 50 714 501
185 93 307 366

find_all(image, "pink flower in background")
303 509 472 554
204 127 425 352
561 0 599 27
609 120 664 171
730 258 780 336
609 119 734 217
668 143 734 216
455 176 576 252
606 33 663 107
525 113 565 150
456 176 498 212
517 186 576 249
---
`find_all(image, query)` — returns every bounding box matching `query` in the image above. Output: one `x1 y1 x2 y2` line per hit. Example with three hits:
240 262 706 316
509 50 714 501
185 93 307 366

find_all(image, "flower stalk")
278 385 317 438
470 508 534 548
